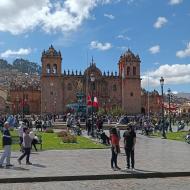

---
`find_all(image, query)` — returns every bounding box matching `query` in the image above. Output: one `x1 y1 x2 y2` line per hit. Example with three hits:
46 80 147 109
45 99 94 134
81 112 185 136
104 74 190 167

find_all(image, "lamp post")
22 84 26 120
167 88 172 132
160 77 167 139
90 73 95 137
54 98 56 114
44 101 47 113
50 82 54 114
16 95 19 114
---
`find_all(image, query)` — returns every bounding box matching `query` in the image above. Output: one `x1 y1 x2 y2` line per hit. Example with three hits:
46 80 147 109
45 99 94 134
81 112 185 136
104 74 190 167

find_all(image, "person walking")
18 122 26 151
29 130 38 151
110 127 121 170
0 122 13 168
123 126 136 170
18 127 32 165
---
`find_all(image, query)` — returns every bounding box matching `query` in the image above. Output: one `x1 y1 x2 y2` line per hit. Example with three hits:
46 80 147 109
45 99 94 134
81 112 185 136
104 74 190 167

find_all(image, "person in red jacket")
110 127 120 170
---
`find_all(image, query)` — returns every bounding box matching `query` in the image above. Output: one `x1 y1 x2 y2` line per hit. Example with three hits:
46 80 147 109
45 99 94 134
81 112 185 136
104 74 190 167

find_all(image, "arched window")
127 67 130 76
46 64 51 74
113 84 117 91
183 109 186 113
188 109 190 113
130 92 134 97
133 67 136 76
53 64 57 74
67 83 72 91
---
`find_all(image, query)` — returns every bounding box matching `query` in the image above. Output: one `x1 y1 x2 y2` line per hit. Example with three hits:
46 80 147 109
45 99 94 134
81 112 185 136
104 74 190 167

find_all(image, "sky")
0 0 190 94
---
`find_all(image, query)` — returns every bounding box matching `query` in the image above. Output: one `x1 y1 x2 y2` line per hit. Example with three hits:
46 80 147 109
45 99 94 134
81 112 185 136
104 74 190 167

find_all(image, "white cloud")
176 42 190 58
0 48 31 58
104 13 115 19
154 17 168 29
149 45 160 54
0 0 113 35
116 34 130 40
169 0 183 5
172 91 178 94
90 41 112 51
141 64 190 88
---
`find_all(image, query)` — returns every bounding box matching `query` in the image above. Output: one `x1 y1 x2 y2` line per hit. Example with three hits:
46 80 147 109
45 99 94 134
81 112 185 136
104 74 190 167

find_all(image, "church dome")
84 59 102 77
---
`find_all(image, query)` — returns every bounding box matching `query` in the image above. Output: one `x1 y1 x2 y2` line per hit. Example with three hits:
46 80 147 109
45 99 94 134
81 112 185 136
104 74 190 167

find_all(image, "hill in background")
0 58 41 74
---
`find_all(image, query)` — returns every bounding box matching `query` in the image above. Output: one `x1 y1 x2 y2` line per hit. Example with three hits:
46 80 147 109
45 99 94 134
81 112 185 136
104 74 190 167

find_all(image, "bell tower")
118 49 141 114
41 45 62 76
41 45 63 114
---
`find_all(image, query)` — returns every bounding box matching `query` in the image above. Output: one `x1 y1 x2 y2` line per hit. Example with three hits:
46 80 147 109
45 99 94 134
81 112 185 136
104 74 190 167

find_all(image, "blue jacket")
2 128 12 146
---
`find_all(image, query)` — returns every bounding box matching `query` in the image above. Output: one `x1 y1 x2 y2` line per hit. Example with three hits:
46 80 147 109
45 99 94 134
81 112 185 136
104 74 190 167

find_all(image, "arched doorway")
141 107 145 114
23 104 30 114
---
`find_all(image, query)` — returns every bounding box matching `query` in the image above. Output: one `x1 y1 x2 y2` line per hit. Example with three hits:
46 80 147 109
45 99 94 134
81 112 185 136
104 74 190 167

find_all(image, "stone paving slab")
0 134 190 181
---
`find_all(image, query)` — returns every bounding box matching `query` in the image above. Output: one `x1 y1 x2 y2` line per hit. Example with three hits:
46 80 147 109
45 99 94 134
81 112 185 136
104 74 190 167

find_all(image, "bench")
12 135 42 150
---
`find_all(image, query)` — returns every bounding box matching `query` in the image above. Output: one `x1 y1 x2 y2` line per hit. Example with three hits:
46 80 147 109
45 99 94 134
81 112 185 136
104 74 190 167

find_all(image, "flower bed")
45 128 54 133
57 131 77 143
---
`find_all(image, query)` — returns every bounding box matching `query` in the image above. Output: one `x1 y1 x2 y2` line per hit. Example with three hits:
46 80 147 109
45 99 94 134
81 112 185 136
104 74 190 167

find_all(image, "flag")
93 97 99 108
19 99 27 107
87 95 92 106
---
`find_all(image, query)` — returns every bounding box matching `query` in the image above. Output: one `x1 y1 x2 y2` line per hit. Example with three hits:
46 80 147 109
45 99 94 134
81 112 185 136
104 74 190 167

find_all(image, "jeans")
18 148 31 163
125 148 134 168
0 145 11 165
32 140 38 151
111 147 118 168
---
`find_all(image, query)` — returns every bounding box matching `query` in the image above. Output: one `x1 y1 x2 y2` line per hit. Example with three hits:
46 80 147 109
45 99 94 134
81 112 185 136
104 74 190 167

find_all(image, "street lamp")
54 98 56 114
16 95 19 114
44 101 47 113
167 88 172 132
50 82 54 114
160 77 167 139
22 84 26 120
90 73 95 137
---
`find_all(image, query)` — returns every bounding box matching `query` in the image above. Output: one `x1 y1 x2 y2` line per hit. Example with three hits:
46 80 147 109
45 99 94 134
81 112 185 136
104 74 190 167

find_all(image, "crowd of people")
0 112 189 170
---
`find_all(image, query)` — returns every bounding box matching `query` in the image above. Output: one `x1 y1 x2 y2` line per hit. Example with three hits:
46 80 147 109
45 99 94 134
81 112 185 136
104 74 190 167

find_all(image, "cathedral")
41 45 141 114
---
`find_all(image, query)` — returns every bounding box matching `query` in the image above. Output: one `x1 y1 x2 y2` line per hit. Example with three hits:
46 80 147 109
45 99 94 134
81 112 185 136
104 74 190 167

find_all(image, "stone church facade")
41 45 141 115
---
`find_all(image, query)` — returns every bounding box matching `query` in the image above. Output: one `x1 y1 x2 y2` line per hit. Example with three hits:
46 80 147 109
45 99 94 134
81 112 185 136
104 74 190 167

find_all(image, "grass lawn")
0 130 107 151
151 131 188 142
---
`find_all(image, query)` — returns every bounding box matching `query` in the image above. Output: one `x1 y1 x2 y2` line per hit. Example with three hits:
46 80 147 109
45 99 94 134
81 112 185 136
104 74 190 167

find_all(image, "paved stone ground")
0 177 190 190
0 132 190 179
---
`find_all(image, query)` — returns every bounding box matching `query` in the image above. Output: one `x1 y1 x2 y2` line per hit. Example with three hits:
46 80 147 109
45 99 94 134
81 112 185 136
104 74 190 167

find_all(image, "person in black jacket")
0 122 13 168
123 126 136 170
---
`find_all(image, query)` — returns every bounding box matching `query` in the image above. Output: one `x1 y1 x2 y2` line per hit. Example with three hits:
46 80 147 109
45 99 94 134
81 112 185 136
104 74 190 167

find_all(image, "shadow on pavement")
11 166 30 171
11 156 19 158
32 164 46 168
31 152 40 155
120 168 159 174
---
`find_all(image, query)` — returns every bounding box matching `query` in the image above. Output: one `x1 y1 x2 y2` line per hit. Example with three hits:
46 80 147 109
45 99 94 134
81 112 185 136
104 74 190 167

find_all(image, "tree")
108 106 125 116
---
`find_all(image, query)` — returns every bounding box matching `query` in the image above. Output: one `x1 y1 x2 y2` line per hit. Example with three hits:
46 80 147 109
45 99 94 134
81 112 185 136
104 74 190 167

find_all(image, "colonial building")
41 45 141 114
178 101 190 115
141 90 161 114
10 84 41 115
0 87 11 114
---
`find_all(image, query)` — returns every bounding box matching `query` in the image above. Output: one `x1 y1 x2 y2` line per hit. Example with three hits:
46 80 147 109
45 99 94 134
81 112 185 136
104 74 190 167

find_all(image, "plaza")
0 0 190 189
0 131 190 189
